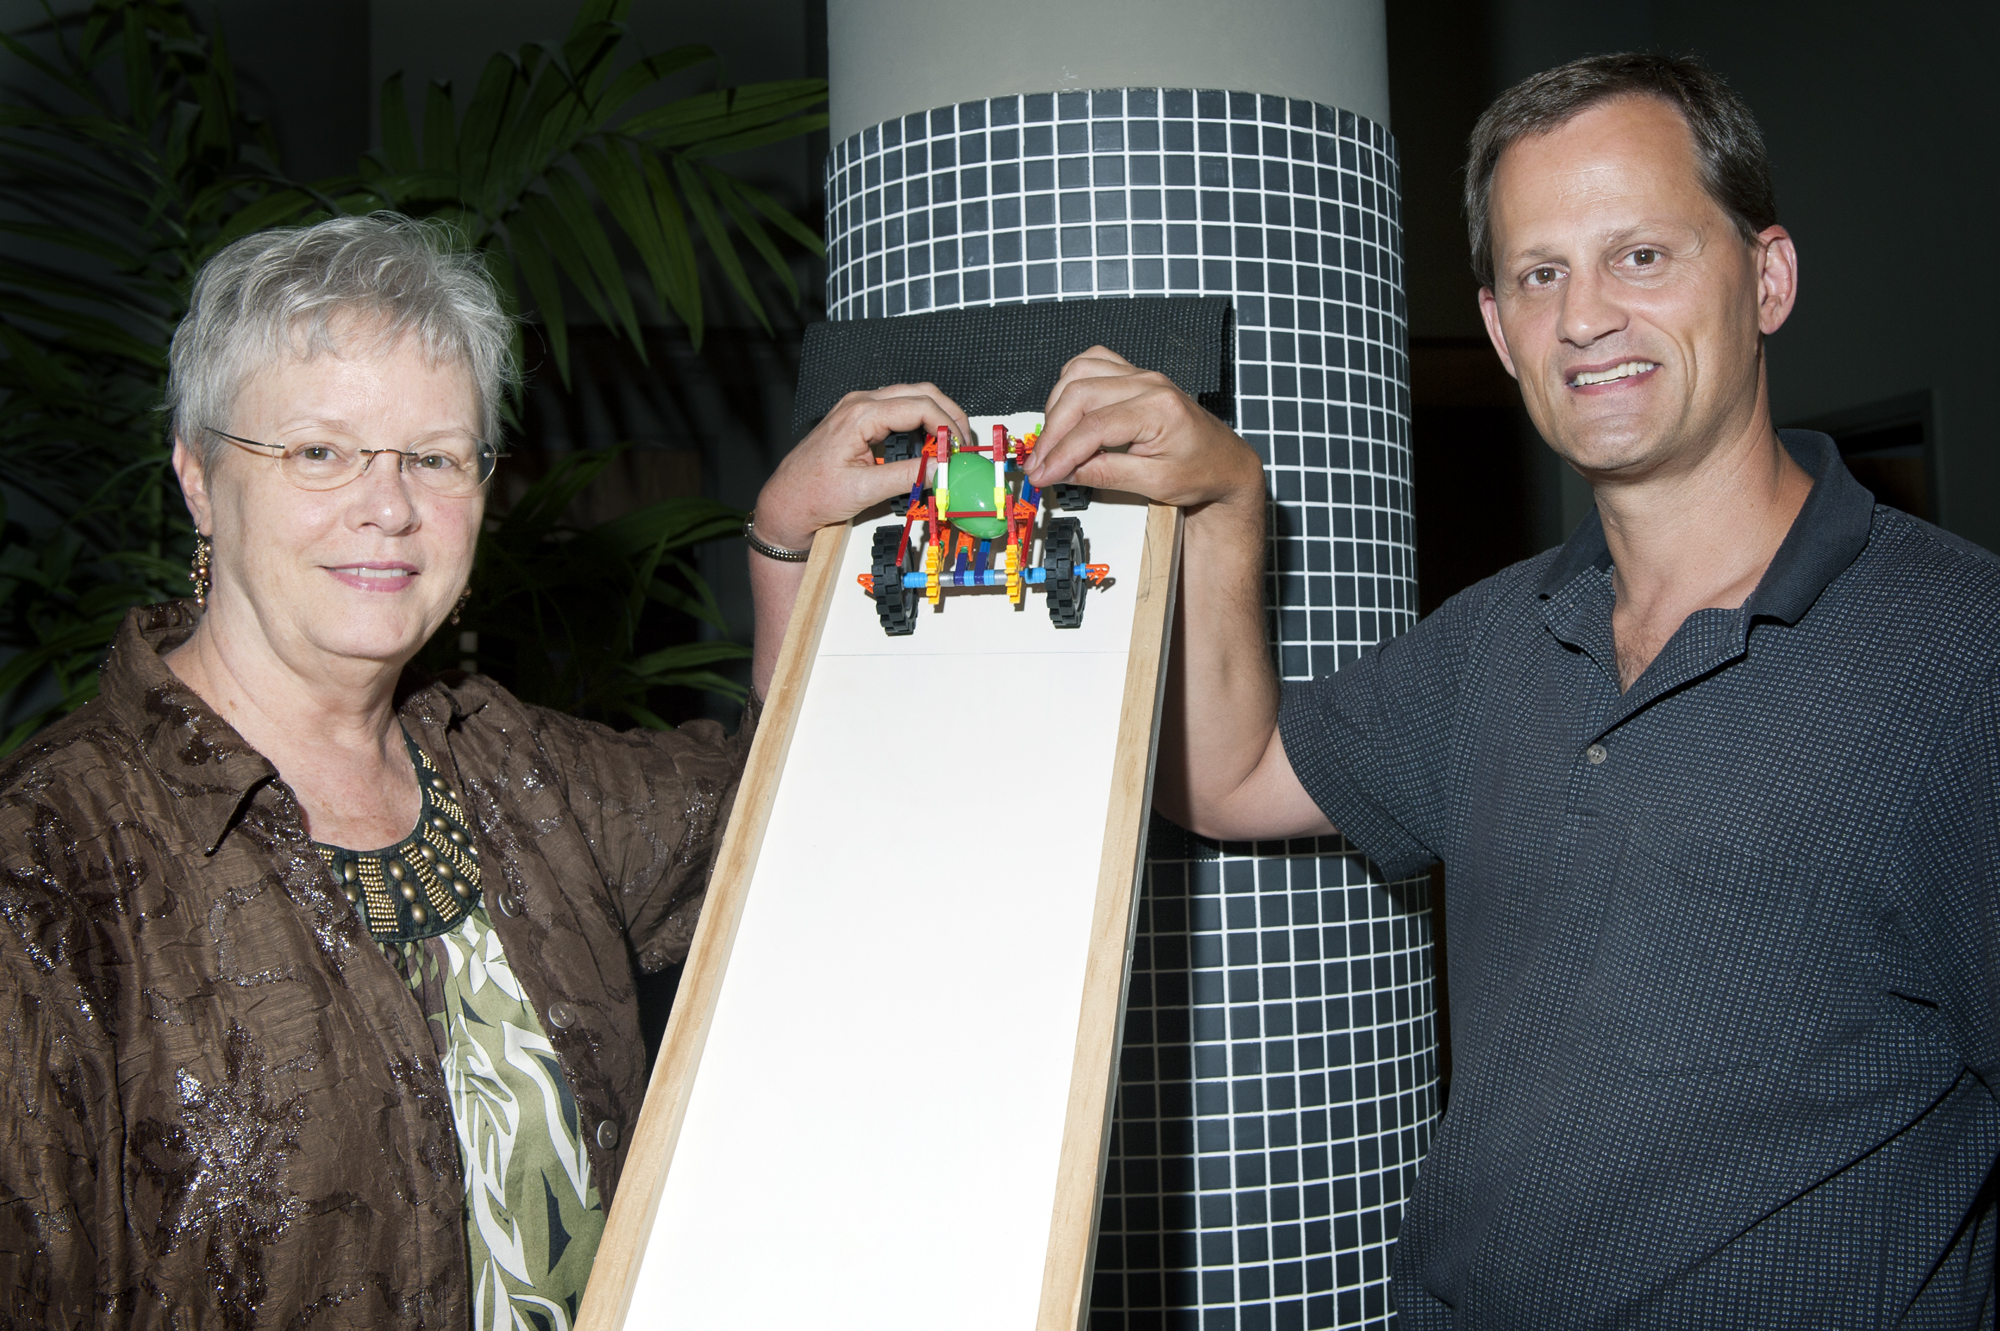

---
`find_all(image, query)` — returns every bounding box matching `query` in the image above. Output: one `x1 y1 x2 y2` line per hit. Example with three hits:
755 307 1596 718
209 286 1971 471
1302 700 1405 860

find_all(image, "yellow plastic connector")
1005 544 1023 603
924 540 943 604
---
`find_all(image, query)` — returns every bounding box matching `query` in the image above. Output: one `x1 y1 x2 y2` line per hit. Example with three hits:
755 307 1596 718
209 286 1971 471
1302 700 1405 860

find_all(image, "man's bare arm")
1026 348 1332 840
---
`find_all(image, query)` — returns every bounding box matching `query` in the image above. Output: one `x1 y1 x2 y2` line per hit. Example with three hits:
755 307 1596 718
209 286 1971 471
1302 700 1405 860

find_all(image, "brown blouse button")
546 1001 578 1030
496 891 523 917
596 1119 620 1149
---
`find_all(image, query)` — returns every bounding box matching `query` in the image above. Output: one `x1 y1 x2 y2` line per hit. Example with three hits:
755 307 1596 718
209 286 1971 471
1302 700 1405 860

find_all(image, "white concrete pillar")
823 6 1436 1326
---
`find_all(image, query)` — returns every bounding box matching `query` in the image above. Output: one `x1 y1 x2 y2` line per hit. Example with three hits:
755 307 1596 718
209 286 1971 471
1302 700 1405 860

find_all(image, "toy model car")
857 419 1109 635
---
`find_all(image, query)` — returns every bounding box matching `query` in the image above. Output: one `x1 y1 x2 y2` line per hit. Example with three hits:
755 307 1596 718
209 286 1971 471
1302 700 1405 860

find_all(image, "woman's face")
178 332 486 678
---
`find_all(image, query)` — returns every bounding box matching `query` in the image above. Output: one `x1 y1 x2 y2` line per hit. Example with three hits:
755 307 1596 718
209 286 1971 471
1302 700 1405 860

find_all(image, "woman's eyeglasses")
208 428 497 496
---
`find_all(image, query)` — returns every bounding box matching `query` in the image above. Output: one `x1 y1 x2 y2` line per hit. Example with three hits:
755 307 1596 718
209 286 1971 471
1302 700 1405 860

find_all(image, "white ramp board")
580 467 1181 1331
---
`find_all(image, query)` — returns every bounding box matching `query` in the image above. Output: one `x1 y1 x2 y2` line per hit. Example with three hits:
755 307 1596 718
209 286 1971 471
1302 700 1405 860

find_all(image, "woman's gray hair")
166 212 517 464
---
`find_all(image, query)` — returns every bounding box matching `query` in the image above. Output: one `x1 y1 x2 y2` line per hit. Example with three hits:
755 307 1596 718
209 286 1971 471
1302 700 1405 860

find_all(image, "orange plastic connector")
857 573 876 594
1084 563 1111 586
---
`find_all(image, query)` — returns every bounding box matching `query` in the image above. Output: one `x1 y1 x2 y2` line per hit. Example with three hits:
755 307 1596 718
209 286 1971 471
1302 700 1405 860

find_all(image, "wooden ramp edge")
576 522 851 1331
1036 502 1185 1330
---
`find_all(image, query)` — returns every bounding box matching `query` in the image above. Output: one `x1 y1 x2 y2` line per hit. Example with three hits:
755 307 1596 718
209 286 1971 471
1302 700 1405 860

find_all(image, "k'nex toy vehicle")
858 420 1110 635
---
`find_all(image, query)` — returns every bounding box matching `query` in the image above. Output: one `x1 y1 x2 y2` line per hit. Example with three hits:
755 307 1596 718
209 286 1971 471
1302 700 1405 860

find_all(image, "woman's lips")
326 564 418 592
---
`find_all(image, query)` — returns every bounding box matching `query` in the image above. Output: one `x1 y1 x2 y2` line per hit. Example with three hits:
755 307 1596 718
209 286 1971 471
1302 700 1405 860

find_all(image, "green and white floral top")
379 910 607 1331
314 732 607 1329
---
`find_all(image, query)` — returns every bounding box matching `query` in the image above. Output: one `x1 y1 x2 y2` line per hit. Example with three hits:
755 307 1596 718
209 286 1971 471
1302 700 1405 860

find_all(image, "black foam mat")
790 296 1233 436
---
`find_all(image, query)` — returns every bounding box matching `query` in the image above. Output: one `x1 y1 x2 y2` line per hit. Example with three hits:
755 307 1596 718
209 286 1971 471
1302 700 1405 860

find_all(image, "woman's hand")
747 383 972 700
753 383 974 550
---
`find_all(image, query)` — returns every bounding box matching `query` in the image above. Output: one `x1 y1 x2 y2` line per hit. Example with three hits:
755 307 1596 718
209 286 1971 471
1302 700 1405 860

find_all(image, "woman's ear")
171 436 213 534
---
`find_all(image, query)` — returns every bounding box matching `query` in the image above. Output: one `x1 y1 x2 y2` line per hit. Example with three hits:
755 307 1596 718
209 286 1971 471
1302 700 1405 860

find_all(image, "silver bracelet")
743 511 812 562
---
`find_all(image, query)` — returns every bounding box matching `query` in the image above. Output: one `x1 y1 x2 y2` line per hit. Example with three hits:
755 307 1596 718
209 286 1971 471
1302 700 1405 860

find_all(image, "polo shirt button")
1586 743 1607 765
546 1001 578 1030
596 1119 620 1150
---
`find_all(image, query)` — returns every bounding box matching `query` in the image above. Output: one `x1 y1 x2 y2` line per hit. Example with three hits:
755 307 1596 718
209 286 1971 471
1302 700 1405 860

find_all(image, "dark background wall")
1395 0 2000 612
11 0 1995 627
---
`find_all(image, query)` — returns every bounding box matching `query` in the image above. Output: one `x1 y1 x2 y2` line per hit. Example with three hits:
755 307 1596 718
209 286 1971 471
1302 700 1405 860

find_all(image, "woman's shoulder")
0 694 145 797
0 694 154 841
412 668 747 751
408 668 753 800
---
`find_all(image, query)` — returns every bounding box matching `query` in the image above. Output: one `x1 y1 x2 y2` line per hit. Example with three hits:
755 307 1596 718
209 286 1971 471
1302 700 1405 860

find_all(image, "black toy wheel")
871 525 920 635
1049 483 1092 511
882 432 921 463
1043 517 1087 629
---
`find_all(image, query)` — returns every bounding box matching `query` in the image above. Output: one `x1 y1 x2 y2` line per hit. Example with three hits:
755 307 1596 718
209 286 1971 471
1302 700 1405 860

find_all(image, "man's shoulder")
1408 544 1570 641
1843 506 2000 640
1864 505 2000 579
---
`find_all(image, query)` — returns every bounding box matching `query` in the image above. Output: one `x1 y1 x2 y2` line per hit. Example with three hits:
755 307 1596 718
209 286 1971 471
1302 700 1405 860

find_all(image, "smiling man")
1024 52 2000 1327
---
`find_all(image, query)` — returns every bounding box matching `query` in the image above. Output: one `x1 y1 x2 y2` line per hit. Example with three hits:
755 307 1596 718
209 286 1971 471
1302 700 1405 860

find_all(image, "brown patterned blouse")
0 602 753 1329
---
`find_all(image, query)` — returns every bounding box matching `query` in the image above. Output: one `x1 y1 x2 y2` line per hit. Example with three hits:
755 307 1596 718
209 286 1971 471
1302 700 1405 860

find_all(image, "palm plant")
0 0 824 750
434 445 751 730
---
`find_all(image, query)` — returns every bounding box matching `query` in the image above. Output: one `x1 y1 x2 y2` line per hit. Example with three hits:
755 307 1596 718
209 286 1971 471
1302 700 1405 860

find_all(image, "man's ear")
171 436 214 535
1477 286 1520 380
1754 224 1800 337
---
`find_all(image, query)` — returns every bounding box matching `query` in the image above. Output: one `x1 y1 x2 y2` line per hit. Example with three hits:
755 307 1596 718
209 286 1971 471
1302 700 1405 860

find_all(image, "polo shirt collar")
1535 430 1872 624
1743 431 1875 625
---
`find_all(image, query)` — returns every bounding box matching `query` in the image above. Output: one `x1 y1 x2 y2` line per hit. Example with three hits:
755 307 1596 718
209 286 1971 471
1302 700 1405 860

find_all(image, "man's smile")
1567 359 1660 389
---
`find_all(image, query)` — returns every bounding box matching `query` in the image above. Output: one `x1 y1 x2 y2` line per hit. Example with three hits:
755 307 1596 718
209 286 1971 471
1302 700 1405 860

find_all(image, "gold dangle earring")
189 534 212 609
450 587 471 626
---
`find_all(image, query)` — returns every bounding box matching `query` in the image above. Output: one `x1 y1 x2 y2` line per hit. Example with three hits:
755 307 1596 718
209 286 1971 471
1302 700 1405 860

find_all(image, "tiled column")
823 86 1436 1331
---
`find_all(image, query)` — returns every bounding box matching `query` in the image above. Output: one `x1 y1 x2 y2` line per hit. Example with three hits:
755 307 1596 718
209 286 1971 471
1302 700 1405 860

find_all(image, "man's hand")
1026 348 1328 840
753 383 974 551
1024 346 1264 512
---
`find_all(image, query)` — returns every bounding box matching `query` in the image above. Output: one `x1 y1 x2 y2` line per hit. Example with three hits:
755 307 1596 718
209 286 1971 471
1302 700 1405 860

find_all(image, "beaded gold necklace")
315 733 482 942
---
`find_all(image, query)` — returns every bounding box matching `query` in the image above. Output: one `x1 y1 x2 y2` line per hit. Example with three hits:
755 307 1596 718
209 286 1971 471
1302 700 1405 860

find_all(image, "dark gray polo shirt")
1280 432 2000 1327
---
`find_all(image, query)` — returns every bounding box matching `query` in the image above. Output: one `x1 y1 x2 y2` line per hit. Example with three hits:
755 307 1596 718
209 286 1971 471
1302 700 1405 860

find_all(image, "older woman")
0 214 968 1329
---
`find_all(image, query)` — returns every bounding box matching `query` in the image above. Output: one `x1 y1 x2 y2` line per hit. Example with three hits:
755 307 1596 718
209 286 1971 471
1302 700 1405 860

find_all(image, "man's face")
1477 96 1796 484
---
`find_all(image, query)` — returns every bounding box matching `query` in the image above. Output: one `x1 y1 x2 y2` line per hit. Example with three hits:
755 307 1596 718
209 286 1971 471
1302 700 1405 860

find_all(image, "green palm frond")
428 444 750 729
347 0 826 378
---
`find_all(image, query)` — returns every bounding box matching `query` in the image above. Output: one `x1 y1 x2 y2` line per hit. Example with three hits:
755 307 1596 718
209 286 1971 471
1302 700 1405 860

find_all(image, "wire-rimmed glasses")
208 428 497 497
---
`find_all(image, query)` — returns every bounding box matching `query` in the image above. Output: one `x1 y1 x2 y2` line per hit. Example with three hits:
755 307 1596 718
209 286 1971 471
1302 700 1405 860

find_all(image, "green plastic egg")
942 449 1008 539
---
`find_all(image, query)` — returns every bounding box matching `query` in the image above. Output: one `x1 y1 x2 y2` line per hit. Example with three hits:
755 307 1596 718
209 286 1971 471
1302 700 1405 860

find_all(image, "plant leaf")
638 150 701 342
543 164 642 349
683 111 830 160
706 168 797 305
457 51 526 205
500 210 571 383
672 155 768 331
379 68 424 171
622 79 827 146
729 174 825 253
422 79 457 176
510 189 617 337
596 45 713 121
572 139 677 323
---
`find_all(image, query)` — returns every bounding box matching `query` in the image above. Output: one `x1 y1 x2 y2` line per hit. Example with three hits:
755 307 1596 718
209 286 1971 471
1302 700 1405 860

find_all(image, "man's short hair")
1464 52 1778 289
